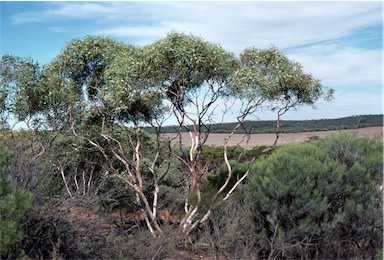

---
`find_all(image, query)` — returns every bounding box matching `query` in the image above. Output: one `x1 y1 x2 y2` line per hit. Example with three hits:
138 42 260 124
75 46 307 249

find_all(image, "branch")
51 160 73 198
215 98 264 198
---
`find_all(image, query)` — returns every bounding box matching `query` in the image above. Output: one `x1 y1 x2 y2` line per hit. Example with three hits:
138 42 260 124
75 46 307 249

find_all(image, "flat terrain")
165 126 383 148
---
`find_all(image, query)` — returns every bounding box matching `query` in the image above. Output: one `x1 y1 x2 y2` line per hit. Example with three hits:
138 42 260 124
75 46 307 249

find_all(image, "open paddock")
164 126 383 148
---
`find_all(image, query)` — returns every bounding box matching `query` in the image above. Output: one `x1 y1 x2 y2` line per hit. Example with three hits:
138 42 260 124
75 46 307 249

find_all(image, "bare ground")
164 126 383 148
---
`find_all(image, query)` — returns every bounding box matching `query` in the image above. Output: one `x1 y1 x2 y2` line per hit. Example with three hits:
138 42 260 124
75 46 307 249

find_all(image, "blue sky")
0 1 382 122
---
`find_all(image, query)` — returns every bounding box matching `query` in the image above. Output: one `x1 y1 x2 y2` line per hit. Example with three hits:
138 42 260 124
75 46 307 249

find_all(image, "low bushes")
0 145 33 257
244 133 383 259
1 130 382 259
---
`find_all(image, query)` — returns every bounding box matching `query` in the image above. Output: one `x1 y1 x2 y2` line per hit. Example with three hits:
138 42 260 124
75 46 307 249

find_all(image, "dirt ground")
165 126 383 148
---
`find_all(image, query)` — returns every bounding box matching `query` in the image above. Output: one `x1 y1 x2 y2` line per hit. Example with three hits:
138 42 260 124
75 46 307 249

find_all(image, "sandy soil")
164 126 383 148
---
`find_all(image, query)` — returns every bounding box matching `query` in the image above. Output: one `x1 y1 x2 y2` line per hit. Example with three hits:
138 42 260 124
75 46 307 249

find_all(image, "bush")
197 200 259 259
0 131 64 196
0 145 33 257
12 212 76 259
204 145 270 195
244 133 383 259
206 160 249 193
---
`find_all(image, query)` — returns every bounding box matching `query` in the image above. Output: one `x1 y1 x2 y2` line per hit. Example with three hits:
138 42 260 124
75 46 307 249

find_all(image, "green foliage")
207 161 248 192
141 32 239 115
0 55 45 124
229 47 333 105
245 133 383 259
98 173 139 212
144 32 238 88
102 43 165 123
155 157 184 188
190 145 269 210
48 36 128 100
0 145 33 256
200 145 267 165
0 141 11 166
202 145 268 191
44 36 158 125
200 145 243 166
1 33 333 130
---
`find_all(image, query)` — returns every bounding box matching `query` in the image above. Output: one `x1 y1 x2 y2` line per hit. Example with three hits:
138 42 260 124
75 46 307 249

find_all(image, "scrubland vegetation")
1 131 382 259
0 32 382 259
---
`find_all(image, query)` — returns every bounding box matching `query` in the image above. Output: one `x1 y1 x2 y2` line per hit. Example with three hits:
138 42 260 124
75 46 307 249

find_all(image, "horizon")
144 114 383 129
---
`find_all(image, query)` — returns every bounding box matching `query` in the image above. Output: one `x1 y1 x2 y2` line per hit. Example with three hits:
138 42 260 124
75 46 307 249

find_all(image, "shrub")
204 145 270 195
206 160 249 193
198 199 259 259
0 145 33 257
244 133 383 259
0 131 64 196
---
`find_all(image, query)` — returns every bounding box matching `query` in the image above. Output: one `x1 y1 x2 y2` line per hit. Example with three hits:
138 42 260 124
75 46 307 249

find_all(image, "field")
165 126 383 148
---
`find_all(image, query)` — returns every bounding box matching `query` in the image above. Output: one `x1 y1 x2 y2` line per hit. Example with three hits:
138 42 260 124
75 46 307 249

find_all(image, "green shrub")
0 145 33 257
204 145 269 192
207 160 248 193
244 133 383 259
0 131 64 196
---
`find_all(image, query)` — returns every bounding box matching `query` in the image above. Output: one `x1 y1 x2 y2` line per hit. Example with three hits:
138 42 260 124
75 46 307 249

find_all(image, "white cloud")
94 21 200 46
11 2 122 25
11 2 382 53
286 45 382 89
184 1 382 53
275 91 382 120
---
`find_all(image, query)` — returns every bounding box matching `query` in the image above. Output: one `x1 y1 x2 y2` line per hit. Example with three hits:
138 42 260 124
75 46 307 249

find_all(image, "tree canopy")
230 47 333 109
0 32 333 131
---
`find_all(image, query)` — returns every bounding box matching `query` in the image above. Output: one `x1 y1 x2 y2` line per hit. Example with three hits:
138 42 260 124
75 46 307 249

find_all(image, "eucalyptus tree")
42 36 166 235
138 32 240 234
43 33 332 234
139 36 333 234
1 37 166 235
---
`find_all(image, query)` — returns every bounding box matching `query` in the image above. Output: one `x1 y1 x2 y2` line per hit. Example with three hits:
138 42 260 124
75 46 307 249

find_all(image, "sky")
0 1 383 123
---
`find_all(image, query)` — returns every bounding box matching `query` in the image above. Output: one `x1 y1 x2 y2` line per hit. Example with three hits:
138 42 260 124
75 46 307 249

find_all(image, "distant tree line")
145 114 383 134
